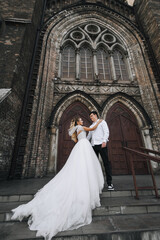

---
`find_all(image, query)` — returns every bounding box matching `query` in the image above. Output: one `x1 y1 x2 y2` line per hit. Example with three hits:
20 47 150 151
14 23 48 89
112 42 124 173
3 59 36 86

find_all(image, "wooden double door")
57 101 91 172
57 101 148 174
106 102 148 174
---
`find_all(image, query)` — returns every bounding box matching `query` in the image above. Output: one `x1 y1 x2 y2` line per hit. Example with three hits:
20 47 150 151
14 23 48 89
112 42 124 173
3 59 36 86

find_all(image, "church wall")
20 4 160 178
1 1 160 179
0 0 44 178
134 0 160 150
135 0 160 89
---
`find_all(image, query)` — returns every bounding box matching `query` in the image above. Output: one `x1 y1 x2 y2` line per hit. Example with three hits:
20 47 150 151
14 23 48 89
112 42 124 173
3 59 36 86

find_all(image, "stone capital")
50 126 57 135
59 46 63 53
108 50 114 56
76 48 80 54
92 49 97 55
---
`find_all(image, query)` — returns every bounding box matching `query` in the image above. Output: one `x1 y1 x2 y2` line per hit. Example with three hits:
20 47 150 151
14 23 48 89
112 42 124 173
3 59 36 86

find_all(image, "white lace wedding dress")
11 125 104 240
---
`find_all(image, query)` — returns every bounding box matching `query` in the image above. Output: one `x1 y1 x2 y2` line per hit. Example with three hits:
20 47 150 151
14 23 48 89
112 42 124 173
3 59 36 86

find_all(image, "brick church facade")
0 0 160 179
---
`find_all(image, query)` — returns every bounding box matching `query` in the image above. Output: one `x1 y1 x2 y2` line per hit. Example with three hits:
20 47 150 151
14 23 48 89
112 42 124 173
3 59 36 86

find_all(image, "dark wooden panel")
57 101 91 172
106 103 148 175
107 114 129 174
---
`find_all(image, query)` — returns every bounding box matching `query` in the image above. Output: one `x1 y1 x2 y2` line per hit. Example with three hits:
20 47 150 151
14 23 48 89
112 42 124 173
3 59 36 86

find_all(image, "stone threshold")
0 189 160 203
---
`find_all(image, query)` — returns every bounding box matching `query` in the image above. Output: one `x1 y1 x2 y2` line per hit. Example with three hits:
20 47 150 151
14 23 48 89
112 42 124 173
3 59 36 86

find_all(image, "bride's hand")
98 119 103 123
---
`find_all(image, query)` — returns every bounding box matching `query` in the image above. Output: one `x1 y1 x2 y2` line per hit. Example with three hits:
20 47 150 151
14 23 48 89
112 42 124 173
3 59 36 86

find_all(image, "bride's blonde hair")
69 117 80 143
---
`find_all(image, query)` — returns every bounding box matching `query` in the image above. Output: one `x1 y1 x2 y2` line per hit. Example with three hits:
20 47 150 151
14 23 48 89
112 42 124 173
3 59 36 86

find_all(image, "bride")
11 117 104 240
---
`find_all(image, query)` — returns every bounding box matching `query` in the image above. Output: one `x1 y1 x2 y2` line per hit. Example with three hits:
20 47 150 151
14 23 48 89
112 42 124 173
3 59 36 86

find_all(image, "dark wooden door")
106 103 148 175
57 101 91 172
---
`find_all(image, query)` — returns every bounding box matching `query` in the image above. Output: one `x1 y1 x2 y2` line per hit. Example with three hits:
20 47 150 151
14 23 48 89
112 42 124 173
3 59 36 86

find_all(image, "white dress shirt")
87 119 109 146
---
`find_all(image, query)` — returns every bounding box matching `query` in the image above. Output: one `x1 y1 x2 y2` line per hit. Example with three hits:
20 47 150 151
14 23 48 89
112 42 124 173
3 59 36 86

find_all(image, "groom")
87 111 114 190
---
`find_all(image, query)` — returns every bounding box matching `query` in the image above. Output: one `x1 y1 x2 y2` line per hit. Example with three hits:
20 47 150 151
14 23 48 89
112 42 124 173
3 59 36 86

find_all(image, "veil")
68 119 78 143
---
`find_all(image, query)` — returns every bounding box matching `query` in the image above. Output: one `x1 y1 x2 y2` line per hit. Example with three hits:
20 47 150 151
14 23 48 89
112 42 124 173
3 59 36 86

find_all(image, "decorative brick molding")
3 1 159 178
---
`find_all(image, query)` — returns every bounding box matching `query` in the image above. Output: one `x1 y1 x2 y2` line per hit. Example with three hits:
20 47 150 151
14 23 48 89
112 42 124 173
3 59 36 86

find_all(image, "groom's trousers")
93 144 112 185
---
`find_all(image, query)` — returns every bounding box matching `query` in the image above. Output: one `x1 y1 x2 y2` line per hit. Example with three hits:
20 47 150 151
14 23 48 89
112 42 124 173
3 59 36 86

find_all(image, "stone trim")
48 92 100 173
50 91 100 127
102 93 152 129
21 3 160 178
101 93 158 170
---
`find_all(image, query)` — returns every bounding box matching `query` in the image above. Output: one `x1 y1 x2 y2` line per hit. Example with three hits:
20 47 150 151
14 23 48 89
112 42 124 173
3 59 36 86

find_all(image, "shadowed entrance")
57 101 91 172
106 102 148 175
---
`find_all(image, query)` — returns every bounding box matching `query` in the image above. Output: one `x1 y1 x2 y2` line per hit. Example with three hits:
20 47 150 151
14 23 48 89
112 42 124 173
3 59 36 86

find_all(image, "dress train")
11 131 104 240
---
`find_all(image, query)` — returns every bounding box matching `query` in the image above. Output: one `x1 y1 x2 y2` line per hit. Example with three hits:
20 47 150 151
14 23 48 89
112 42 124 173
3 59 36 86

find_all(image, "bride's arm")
83 119 103 132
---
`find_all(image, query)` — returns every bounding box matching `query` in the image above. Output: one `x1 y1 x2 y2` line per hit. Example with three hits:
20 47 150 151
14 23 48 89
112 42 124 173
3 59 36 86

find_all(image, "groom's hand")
101 142 106 148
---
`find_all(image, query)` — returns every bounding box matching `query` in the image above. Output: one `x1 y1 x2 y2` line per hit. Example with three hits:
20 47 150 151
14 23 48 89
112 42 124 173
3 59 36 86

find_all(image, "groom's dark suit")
87 120 112 185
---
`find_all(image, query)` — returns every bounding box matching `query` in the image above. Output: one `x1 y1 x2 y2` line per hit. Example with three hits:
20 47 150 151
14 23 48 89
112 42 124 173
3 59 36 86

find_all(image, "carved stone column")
109 50 116 81
141 127 158 170
76 48 80 80
58 47 63 79
48 125 58 174
124 52 134 83
93 50 99 80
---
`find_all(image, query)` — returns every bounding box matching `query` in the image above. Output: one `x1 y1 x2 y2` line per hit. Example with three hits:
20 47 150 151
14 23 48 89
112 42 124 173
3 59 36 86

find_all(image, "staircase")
0 176 160 240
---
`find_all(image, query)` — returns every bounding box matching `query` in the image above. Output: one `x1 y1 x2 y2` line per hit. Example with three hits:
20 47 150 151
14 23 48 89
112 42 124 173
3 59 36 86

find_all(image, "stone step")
1 175 159 196
0 189 159 203
94 196 160 216
1 213 160 240
1 196 160 222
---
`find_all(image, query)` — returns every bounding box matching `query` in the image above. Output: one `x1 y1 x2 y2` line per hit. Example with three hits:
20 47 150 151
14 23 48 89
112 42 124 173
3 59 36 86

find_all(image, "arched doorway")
106 102 148 175
57 101 91 172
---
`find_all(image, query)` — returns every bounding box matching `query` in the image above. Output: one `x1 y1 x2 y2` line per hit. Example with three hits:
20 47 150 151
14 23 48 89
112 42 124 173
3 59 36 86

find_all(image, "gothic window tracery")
62 45 75 79
113 50 128 81
80 47 93 80
97 48 111 81
60 23 133 82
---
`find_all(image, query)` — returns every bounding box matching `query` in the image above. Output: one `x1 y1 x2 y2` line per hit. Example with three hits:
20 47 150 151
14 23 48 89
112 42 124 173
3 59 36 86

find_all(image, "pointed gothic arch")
101 93 154 173
106 102 149 174
14 2 159 179
57 101 91 172
50 90 100 127
48 91 100 173
102 92 152 129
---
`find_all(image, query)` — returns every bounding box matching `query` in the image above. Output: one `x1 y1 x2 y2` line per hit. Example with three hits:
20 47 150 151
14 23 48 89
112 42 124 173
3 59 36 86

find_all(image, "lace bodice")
76 125 86 141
